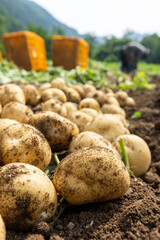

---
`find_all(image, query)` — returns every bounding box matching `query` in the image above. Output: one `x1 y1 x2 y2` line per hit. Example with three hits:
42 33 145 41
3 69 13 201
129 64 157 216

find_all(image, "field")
0 60 160 240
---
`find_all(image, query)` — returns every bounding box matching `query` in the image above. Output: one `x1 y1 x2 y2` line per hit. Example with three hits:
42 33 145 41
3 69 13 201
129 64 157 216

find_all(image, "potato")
0 163 57 231
53 147 130 205
80 108 98 118
63 87 81 104
69 131 114 153
21 84 40 106
101 86 114 94
0 215 6 240
0 84 25 106
0 102 2 115
87 90 105 105
114 114 128 128
101 104 126 117
42 99 67 117
0 118 20 135
68 111 93 132
126 97 136 107
114 134 151 177
0 124 51 170
83 84 96 97
79 98 100 112
115 91 128 107
72 85 85 99
64 102 78 117
102 95 120 106
51 77 66 90
1 101 34 123
84 114 129 142
29 111 79 151
41 88 67 103
39 83 51 94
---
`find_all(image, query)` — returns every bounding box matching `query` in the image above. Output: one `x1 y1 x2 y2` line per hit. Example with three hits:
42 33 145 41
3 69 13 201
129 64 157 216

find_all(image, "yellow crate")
0 51 2 61
51 36 89 70
2 31 47 71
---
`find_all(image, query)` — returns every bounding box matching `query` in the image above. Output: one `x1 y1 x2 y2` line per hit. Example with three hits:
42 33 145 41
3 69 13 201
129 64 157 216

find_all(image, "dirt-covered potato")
0 118 20 135
1 101 34 123
126 97 136 107
29 111 79 151
64 102 78 117
68 111 93 132
83 84 96 97
0 163 57 231
0 215 6 240
53 147 130 205
63 87 81 104
0 84 25 106
80 108 99 118
69 131 113 153
115 91 128 107
39 83 51 94
51 77 66 90
41 88 67 103
84 114 129 142
114 134 151 177
101 104 126 117
0 124 51 170
72 85 85 99
42 99 67 117
79 98 100 112
87 90 105 105
21 84 40 106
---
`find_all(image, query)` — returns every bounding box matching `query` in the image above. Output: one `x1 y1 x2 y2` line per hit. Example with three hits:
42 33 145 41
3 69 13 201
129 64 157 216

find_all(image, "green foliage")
131 111 141 119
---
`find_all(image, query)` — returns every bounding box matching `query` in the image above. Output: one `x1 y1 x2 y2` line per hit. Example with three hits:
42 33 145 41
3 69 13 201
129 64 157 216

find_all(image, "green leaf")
131 111 141 119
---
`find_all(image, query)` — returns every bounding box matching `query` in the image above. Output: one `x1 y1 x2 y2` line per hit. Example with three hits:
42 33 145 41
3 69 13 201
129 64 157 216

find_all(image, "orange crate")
0 51 2 61
51 36 89 70
2 31 47 71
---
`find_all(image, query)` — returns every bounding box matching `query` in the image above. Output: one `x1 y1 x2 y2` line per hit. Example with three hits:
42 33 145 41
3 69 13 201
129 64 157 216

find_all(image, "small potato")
39 83 51 94
68 111 93 132
87 90 105 105
0 124 51 170
101 104 126 117
21 84 40 106
0 84 25 106
80 108 98 118
126 97 136 107
41 88 67 103
79 98 100 112
64 102 78 117
1 101 34 123
115 91 128 107
51 77 66 90
0 163 57 231
42 99 67 117
29 111 79 151
114 134 151 177
53 147 130 205
63 87 81 104
0 215 6 240
69 131 113 153
102 95 120 106
0 118 20 135
84 114 129 142
72 85 85 99
83 84 96 97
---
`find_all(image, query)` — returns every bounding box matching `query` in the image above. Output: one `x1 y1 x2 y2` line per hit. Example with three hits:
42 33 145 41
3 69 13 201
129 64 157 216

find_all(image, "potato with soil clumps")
1 101 34 123
42 99 67 117
68 111 93 132
29 111 79 151
87 90 105 106
0 84 25 106
0 215 6 240
114 134 151 177
21 84 40 106
0 163 57 231
0 124 51 170
63 87 81 104
41 88 67 103
53 147 130 205
0 118 20 135
79 98 100 112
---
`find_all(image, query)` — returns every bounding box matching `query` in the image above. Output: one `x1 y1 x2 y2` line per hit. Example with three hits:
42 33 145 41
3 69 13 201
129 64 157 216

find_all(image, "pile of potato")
0 79 151 232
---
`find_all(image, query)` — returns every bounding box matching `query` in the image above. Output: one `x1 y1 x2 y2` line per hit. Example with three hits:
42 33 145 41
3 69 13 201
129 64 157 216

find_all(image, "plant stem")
119 139 130 171
54 153 60 165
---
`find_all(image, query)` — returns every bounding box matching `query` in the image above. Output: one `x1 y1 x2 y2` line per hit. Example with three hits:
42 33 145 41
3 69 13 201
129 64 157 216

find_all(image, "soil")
6 76 160 240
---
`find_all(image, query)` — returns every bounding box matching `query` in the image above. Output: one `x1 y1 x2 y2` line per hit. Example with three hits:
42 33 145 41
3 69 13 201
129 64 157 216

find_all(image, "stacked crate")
51 36 89 70
0 51 2 61
2 31 47 71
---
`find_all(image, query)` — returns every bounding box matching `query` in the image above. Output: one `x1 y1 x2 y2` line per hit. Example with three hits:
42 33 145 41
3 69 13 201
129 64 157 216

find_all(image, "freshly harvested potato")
87 90 105 105
41 88 67 103
21 84 40 106
101 86 114 94
0 124 51 170
72 85 85 99
114 134 151 177
115 91 128 107
64 102 78 117
68 111 93 132
0 118 20 135
79 98 100 112
102 95 120 106
39 83 51 94
51 77 66 90
53 147 130 205
114 114 128 128
1 101 34 123
0 215 6 240
0 102 2 115
0 163 57 231
42 99 67 117
63 87 81 104
0 84 25 106
101 104 126 117
126 97 136 107
69 131 113 153
29 111 79 151
80 108 98 118
84 114 129 142
83 84 96 97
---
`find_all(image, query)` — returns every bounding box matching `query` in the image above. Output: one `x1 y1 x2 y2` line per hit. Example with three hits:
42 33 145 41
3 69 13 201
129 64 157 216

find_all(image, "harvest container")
0 51 2 61
2 31 47 71
51 36 89 70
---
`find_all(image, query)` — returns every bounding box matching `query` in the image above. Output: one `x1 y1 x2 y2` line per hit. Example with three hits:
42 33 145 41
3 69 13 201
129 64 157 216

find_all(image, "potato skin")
101 104 126 117
0 118 20 135
64 102 77 117
0 215 6 240
79 98 100 112
53 147 130 205
41 88 67 103
29 111 79 151
0 124 51 170
42 99 67 117
63 87 81 104
0 163 57 231
21 84 40 106
68 111 93 132
51 77 66 90
80 108 98 118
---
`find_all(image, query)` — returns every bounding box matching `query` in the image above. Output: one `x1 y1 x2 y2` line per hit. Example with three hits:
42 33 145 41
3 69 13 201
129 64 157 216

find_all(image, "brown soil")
6 76 160 240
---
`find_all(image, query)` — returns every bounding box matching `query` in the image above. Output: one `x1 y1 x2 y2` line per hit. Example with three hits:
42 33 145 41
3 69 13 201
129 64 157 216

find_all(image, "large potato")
0 84 25 106
114 134 151 177
84 114 129 142
42 99 67 117
63 87 81 104
53 147 130 205
29 111 79 151
0 124 51 170
41 88 67 103
68 111 93 132
51 77 66 90
0 215 6 240
0 118 20 135
1 101 34 123
0 163 57 231
21 84 40 106
79 98 100 112
101 104 126 117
